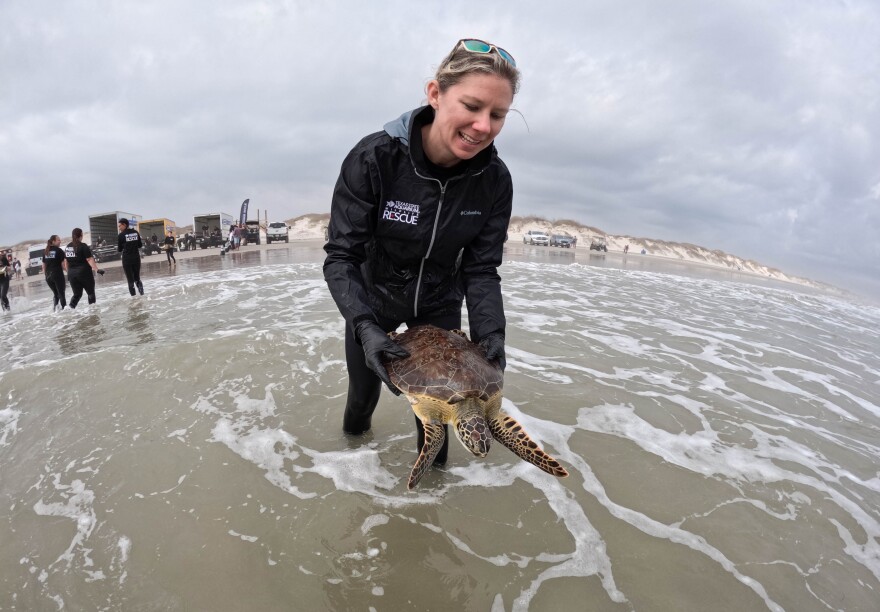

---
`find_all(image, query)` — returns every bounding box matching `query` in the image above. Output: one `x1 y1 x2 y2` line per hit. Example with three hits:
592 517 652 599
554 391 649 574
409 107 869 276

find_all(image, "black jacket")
323 106 512 341
118 228 143 261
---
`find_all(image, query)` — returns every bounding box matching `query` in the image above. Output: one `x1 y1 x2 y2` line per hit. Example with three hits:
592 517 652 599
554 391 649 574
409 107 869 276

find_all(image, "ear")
426 79 441 110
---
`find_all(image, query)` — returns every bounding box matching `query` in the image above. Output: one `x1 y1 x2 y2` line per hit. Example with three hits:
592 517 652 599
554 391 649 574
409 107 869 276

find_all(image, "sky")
2 0 879 300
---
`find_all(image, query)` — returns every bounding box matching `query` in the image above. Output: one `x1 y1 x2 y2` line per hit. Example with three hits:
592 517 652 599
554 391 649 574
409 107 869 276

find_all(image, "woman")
117 218 144 296
163 230 177 266
42 235 68 310
0 252 12 311
323 39 518 465
66 228 104 308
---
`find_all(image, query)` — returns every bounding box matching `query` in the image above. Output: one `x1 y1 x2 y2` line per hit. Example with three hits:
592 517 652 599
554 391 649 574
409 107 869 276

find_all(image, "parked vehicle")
550 234 575 248
196 233 225 249
142 239 163 256
139 218 176 254
266 222 289 244
523 230 550 246
243 220 261 245
89 211 141 253
92 245 122 263
193 213 233 248
25 246 44 276
589 236 608 252
177 233 197 251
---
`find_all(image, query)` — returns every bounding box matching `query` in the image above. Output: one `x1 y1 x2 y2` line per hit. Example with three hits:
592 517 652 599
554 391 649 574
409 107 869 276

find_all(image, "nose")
472 112 492 135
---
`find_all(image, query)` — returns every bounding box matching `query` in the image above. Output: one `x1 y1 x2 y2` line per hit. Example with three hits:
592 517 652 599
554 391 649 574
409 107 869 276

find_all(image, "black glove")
479 331 506 371
96 269 105 276
355 320 410 395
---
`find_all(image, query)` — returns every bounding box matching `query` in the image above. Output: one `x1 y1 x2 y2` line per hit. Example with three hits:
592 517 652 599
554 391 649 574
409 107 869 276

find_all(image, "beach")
8 229 829 307
6 212 835 300
2 238 878 610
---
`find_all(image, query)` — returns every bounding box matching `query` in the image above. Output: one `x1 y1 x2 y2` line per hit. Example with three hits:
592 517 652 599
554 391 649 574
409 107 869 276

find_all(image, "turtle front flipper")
408 422 446 489
489 414 569 478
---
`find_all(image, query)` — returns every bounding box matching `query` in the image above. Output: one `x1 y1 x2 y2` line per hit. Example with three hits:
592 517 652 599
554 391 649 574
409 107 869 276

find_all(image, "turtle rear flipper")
489 414 569 478
408 422 446 489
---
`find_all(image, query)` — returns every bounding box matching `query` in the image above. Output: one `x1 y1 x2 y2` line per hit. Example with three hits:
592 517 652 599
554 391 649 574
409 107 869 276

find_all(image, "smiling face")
422 73 514 168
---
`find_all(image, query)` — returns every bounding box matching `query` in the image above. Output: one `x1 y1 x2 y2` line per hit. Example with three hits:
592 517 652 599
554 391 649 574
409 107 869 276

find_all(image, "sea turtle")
382 325 569 489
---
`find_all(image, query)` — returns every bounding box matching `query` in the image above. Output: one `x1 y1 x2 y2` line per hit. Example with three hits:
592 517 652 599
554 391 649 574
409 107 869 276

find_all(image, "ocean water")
1 244 878 611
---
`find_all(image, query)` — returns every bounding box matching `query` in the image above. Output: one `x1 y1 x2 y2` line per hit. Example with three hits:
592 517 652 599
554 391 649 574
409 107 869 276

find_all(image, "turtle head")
452 400 492 457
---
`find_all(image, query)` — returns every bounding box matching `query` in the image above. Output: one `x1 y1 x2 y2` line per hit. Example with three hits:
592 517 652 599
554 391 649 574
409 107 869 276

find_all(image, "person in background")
117 218 144 296
42 234 68 311
163 230 177 267
66 227 104 308
233 224 242 249
13 257 22 280
0 252 12 311
323 38 517 466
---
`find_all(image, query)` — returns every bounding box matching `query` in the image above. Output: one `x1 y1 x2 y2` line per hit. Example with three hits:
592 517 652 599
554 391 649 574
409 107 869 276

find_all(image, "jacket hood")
383 106 496 177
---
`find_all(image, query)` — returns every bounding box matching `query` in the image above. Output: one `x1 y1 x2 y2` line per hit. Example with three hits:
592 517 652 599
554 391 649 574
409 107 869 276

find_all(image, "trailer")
193 213 233 248
88 211 142 250
25 245 45 277
139 218 176 255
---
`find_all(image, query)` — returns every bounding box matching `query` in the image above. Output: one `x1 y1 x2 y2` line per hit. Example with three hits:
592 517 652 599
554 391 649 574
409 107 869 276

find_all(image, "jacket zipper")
412 173 447 317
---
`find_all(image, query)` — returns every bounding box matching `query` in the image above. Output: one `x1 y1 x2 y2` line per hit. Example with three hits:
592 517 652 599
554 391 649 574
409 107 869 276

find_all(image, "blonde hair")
434 41 520 95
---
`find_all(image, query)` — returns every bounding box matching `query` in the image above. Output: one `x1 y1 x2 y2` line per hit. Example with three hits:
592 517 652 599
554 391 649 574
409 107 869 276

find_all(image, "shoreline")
9 238 833 301
6 214 834 297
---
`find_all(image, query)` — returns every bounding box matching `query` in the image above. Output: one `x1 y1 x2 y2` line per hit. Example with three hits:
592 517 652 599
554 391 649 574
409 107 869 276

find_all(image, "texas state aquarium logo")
383 200 419 225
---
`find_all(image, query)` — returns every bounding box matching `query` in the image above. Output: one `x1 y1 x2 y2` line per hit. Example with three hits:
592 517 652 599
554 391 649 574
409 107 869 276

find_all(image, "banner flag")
239 199 250 226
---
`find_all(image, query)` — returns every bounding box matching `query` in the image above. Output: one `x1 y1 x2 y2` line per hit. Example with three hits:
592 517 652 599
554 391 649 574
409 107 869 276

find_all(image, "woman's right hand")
355 320 410 395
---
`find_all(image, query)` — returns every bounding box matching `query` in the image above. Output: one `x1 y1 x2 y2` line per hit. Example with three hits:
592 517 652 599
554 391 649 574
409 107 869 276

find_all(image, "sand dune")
3 213 827 293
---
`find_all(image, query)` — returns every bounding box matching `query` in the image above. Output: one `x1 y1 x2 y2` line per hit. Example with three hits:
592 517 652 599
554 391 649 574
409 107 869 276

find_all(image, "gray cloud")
2 0 878 299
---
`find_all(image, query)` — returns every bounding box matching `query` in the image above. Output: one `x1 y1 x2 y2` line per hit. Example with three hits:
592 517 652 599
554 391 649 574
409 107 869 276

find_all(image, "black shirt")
43 246 66 274
65 242 94 271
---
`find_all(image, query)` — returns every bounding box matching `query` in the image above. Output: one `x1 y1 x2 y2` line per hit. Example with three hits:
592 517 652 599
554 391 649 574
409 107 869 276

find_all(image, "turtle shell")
382 325 503 402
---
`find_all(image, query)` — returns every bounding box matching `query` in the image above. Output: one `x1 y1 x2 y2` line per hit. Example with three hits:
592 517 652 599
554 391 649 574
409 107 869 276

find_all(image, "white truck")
89 211 142 246
523 230 550 246
25 245 45 277
265 221 289 244
89 211 142 262
192 213 233 248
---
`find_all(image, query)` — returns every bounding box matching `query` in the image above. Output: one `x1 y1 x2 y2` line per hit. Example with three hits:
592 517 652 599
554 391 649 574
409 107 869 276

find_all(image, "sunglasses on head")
456 38 516 67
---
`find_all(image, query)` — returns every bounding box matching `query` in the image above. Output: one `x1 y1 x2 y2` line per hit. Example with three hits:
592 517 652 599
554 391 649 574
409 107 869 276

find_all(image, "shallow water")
1 244 878 611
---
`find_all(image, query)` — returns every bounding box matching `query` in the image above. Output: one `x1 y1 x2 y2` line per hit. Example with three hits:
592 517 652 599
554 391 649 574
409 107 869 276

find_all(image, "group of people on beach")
29 219 154 312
